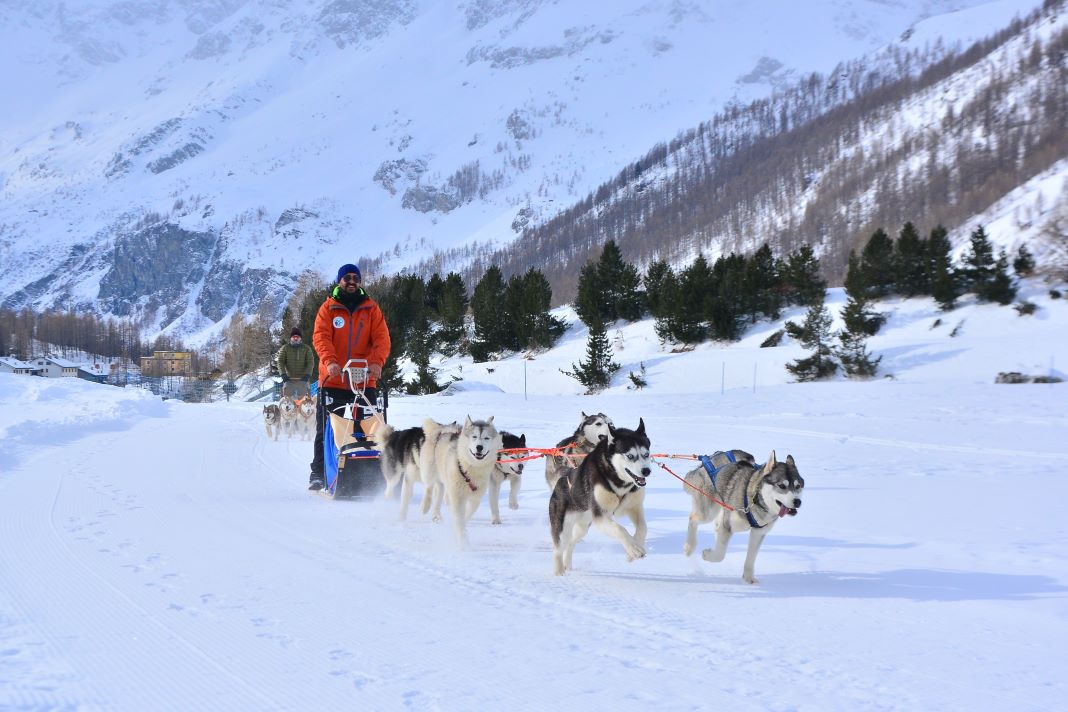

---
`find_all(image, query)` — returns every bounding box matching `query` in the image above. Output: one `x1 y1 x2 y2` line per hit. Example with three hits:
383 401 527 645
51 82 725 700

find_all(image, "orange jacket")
312 290 391 390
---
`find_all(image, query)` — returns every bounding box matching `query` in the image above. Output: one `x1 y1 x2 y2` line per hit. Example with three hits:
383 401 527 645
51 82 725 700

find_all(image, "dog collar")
742 464 773 529
458 462 478 492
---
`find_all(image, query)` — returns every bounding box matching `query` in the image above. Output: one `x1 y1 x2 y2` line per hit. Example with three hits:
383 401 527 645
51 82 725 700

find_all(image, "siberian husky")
376 424 425 501
683 451 804 584
544 412 614 490
407 419 459 520
549 419 651 576
278 396 298 439
487 432 526 525
426 416 503 546
263 403 280 440
296 396 316 440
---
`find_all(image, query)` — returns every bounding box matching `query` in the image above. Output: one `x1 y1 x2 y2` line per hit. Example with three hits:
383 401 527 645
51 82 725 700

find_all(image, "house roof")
0 356 34 369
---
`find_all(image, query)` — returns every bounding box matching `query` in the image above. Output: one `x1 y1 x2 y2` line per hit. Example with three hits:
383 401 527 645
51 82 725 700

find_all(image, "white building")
32 356 80 378
0 356 40 375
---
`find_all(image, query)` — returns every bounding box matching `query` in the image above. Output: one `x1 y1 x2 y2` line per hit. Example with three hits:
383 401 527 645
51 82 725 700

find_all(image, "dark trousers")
310 385 378 480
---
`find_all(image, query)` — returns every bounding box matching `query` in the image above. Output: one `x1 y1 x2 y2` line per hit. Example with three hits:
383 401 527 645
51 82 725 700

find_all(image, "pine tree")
785 296 838 382
745 243 782 321
598 240 645 321
979 250 1018 305
470 266 509 361
436 272 468 354
519 268 565 349
860 228 895 298
652 268 681 344
781 245 826 306
574 261 604 328
405 312 441 394
927 225 961 311
673 255 713 343
424 273 445 318
1013 244 1035 277
962 225 996 294
837 328 881 378
841 252 886 336
707 253 747 341
894 222 929 296
562 317 619 393
643 260 672 318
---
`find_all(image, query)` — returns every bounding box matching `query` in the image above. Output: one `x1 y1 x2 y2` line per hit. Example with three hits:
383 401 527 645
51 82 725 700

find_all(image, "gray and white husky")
426 416 503 546
376 424 425 502
683 451 804 584
263 403 280 441
544 411 614 491
549 418 651 576
488 432 525 525
409 419 460 520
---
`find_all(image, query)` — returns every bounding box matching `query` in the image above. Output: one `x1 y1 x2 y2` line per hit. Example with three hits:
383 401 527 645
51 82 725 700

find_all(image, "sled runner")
322 359 388 499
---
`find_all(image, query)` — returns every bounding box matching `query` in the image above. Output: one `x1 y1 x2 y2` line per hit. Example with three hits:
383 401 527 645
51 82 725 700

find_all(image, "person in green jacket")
276 326 315 399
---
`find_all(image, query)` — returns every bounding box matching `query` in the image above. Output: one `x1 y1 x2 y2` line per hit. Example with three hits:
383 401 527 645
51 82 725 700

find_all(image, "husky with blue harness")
683 450 804 584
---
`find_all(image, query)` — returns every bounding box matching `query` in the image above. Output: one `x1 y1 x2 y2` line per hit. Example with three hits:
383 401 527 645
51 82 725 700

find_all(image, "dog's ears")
761 450 777 475
786 454 795 467
464 415 473 428
486 415 494 424
635 418 646 436
518 434 526 446
581 410 589 419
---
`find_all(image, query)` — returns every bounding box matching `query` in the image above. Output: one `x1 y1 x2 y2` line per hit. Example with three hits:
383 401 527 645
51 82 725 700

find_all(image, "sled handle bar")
342 359 370 393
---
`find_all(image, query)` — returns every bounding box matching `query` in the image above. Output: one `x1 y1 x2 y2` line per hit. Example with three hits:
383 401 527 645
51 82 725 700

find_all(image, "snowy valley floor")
1 374 1066 711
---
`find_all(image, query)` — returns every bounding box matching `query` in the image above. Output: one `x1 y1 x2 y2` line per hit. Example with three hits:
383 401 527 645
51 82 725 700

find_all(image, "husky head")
279 397 296 415
606 418 652 488
299 399 315 417
758 451 804 517
578 411 614 448
263 404 279 422
461 415 503 462
497 432 526 477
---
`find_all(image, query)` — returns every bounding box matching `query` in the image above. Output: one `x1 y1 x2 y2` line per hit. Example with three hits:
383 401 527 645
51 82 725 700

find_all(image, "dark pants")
310 385 378 480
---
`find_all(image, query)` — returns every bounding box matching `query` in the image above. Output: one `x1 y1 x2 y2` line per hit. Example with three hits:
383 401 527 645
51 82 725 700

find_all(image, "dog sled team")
364 409 805 583
263 394 316 441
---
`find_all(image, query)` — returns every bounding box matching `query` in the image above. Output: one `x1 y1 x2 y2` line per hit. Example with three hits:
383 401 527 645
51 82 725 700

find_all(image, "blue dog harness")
700 451 768 529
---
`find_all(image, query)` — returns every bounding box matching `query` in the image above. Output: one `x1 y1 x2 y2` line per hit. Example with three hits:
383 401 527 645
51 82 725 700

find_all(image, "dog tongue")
778 505 788 518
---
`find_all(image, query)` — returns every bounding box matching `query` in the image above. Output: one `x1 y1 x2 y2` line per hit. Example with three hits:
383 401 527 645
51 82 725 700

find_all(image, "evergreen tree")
519 268 565 349
860 228 895 298
424 273 445 318
562 317 619 392
1013 244 1035 277
785 296 838 382
574 261 604 328
598 240 645 321
927 225 961 311
979 250 1018 305
652 268 681 344
962 225 996 294
672 254 713 343
470 266 509 361
707 253 747 341
841 252 886 336
503 274 526 350
894 222 929 296
745 243 782 322
405 312 441 394
436 272 468 354
781 245 826 306
837 328 881 378
643 260 672 318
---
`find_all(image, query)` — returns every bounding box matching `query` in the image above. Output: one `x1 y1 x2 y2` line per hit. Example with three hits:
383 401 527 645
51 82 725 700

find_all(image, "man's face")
290 335 301 344
340 272 360 293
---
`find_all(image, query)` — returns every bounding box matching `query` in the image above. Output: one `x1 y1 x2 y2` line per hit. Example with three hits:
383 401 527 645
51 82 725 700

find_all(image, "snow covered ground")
2 285 1067 710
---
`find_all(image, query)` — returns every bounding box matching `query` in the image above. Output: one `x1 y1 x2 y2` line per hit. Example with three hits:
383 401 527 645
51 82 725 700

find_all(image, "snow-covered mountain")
0 0 1054 341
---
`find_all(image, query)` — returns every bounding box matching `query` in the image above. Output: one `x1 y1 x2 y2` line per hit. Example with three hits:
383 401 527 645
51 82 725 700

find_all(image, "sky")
1 282 1066 710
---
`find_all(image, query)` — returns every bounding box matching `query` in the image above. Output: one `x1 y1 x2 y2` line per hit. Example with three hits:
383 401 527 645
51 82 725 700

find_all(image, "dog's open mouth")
472 452 488 460
776 501 799 517
626 469 647 487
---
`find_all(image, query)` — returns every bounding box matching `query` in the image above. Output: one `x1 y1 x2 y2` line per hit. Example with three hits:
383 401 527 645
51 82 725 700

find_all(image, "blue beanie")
336 263 361 283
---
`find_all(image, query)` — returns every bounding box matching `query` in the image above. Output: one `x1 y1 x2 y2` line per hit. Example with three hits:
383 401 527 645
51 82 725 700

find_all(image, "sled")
322 359 387 499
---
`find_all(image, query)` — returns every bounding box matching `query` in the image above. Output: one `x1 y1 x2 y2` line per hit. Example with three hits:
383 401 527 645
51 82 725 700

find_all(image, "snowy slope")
1 283 1066 709
0 0 1048 339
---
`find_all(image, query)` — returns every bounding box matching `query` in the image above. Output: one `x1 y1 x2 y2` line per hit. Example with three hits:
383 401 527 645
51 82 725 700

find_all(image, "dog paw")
743 575 759 585
683 542 694 556
625 544 646 561
701 548 725 563
509 502 519 510
491 517 502 525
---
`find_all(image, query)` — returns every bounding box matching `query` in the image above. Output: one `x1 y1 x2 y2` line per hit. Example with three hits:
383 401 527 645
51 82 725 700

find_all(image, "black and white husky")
683 451 804 584
425 416 503 546
548 418 651 576
488 432 525 525
376 424 425 502
544 411 614 491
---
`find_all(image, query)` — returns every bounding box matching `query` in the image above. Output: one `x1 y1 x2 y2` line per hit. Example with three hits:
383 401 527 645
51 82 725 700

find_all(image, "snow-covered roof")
0 356 35 369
